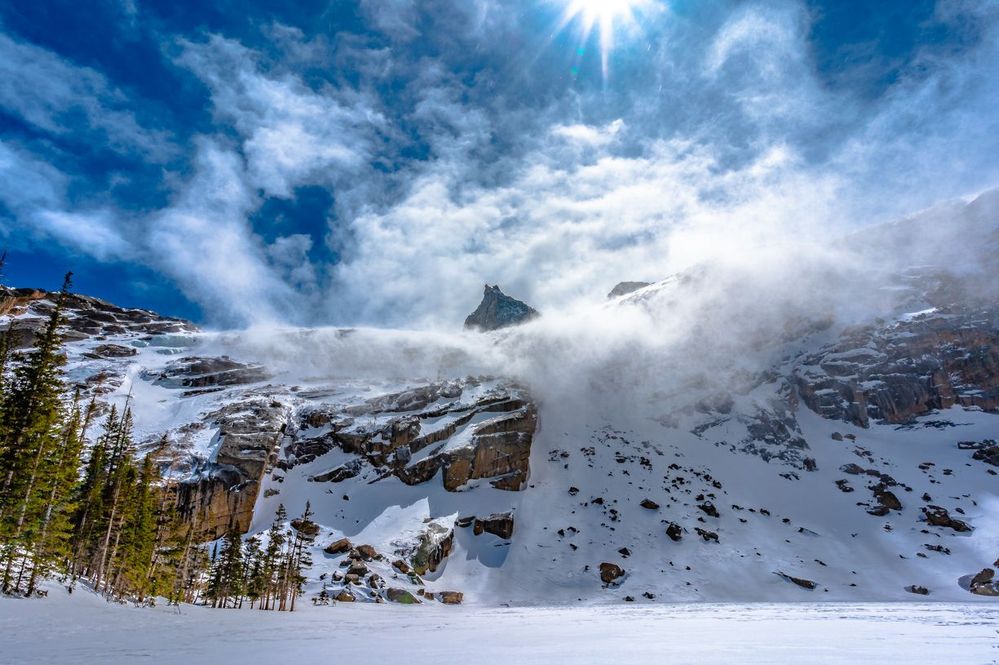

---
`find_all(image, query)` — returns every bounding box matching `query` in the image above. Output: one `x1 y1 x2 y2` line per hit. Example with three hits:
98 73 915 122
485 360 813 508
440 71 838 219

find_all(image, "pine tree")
0 273 72 594
260 504 288 610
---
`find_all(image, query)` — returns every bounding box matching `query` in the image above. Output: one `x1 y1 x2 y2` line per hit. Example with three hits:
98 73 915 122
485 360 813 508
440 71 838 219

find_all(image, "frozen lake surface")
2 589 997 664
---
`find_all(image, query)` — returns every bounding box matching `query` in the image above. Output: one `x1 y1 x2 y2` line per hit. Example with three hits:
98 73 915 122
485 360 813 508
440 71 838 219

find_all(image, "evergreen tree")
0 273 72 594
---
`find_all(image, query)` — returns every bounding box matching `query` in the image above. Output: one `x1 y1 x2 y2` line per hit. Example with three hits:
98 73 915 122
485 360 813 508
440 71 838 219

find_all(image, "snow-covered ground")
2 588 997 664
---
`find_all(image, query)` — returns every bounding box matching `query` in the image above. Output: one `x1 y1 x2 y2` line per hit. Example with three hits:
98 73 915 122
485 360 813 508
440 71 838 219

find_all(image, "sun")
557 0 648 79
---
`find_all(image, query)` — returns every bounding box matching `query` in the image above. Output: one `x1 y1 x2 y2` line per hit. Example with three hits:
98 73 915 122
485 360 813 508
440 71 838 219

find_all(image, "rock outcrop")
293 380 538 493
464 285 538 331
174 397 288 539
795 305 999 426
0 285 195 348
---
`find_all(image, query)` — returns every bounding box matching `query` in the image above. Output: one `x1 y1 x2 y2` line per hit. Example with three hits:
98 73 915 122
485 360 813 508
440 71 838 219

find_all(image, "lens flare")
558 0 648 80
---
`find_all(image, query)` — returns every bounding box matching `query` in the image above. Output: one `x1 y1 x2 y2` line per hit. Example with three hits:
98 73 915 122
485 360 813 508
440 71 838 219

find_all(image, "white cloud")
175 35 385 198
0 32 174 159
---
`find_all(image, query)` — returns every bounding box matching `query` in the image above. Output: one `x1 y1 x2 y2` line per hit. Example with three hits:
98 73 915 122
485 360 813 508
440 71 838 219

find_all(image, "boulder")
697 501 719 518
386 588 420 604
437 591 463 605
875 490 902 511
639 498 660 510
473 512 515 539
325 538 353 555
86 343 137 359
665 522 683 542
356 544 379 561
599 562 625 585
923 505 972 532
695 527 719 543
905 585 930 595
335 589 355 602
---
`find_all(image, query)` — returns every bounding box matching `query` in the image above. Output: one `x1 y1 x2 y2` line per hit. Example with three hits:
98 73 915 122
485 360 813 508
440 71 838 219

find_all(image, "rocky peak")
607 281 651 299
464 284 539 331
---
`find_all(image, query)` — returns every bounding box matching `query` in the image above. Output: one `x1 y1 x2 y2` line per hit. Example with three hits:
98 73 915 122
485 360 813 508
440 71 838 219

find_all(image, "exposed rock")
639 498 660 510
473 512 515 539
775 571 817 590
875 490 902 511
392 559 411 575
290 518 320 537
311 382 538 494
795 306 999 426
905 585 930 595
695 527 719 543
971 444 999 466
665 523 683 542
969 568 998 596
325 538 353 555
173 397 287 540
437 591 463 605
697 501 719 518
599 562 625 584
464 285 539 331
385 588 420 604
146 356 268 390
85 343 137 359
922 505 972 532
403 520 454 575
0 285 196 349
355 544 379 561
335 589 355 602
607 281 651 299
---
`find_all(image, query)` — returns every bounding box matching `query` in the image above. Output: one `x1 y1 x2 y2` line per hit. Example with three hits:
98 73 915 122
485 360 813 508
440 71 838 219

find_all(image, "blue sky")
1 0 997 326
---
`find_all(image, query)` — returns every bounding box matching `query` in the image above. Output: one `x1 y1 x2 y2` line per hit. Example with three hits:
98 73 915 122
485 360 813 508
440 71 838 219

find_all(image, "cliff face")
795 305 999 427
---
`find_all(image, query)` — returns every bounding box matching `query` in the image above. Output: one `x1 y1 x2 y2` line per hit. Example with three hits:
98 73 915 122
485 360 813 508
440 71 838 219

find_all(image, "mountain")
463 284 539 331
607 281 651 299
3 193 999 606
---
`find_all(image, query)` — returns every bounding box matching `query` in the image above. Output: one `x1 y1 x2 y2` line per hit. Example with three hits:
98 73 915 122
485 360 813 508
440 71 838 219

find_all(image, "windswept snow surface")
1 590 997 665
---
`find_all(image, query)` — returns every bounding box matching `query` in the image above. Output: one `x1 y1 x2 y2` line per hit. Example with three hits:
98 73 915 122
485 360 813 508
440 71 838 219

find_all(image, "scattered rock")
905 585 930 595
325 538 352 555
640 498 660 510
695 528 719 543
665 523 683 542
775 571 817 590
355 544 379 561
437 591 463 605
473 512 515 539
599 562 625 584
386 588 420 604
697 501 719 518
922 505 972 532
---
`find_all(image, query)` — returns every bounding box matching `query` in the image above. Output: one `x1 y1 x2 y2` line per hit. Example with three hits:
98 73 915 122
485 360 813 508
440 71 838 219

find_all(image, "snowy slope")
2 193 999 606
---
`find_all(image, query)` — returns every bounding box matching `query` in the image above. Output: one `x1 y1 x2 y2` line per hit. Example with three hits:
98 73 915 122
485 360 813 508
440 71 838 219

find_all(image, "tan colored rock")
325 538 353 555
438 591 463 605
